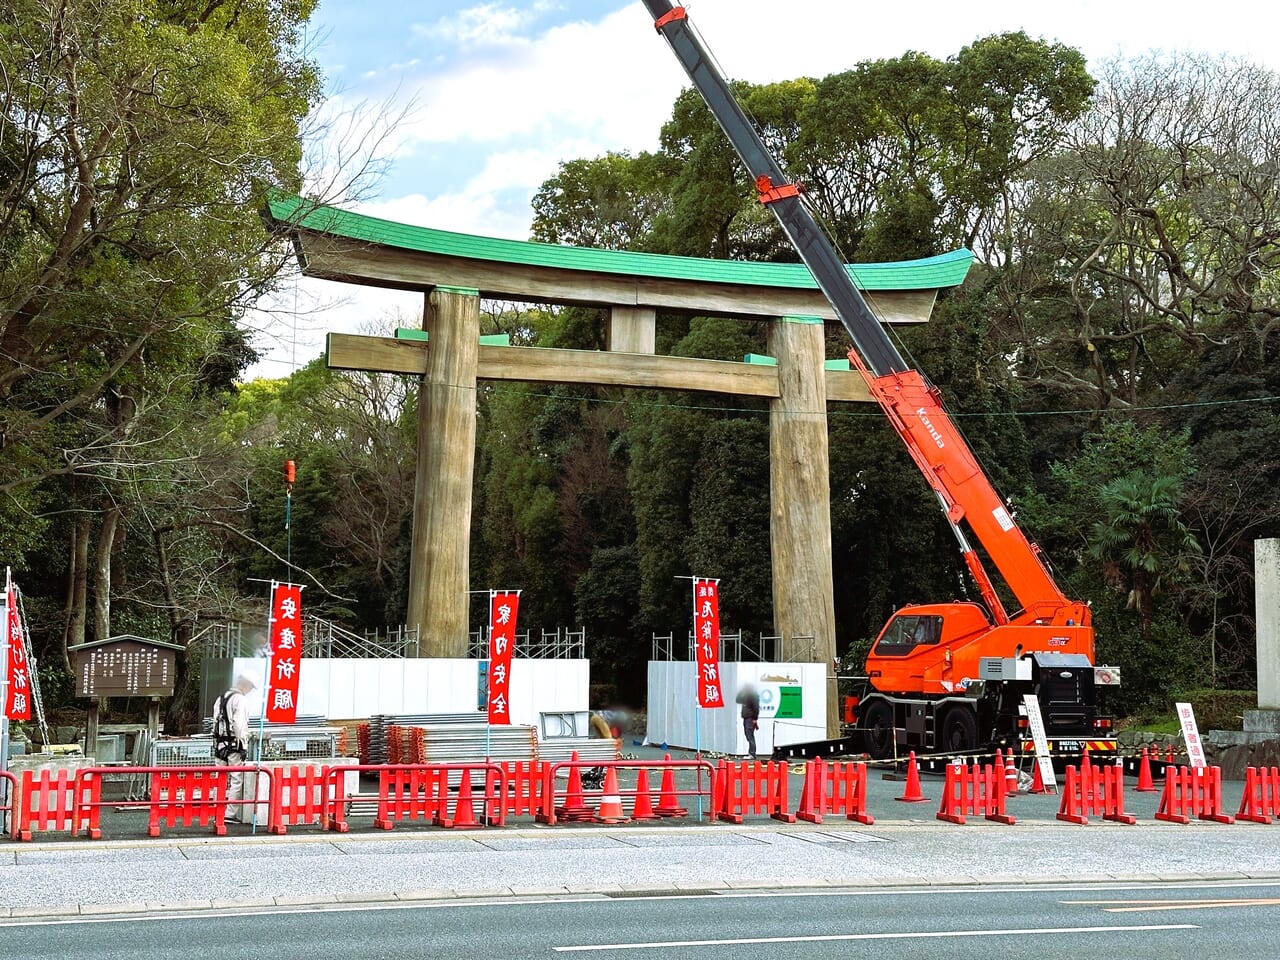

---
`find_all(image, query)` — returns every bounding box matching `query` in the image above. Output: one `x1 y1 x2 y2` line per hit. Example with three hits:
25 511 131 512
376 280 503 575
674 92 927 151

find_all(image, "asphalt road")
5 880 1280 959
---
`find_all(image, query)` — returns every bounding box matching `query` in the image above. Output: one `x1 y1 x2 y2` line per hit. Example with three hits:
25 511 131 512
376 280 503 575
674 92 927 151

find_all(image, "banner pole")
692 577 702 821
252 581 278 836
486 590 494 761
1 567 11 826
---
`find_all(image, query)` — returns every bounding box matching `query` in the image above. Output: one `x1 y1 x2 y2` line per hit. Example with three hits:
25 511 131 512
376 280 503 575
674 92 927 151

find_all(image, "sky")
242 0 1280 380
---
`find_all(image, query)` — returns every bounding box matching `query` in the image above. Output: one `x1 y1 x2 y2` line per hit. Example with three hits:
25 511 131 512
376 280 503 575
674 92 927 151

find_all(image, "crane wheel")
861 700 894 761
940 707 979 755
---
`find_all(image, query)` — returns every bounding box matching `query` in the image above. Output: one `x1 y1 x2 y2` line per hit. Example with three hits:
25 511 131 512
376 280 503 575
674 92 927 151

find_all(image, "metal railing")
650 631 818 662
467 626 586 660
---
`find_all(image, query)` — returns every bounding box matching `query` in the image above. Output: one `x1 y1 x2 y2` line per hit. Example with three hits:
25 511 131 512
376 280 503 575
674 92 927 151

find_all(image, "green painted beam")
267 194 972 293
394 327 511 346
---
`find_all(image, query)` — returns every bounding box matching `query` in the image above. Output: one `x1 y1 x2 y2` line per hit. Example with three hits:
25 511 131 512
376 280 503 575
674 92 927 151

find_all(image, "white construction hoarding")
646 661 827 755
217 657 588 726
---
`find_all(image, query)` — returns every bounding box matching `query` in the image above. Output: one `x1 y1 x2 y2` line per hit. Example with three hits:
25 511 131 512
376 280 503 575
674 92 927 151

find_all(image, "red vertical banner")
487 591 519 724
693 578 724 709
4 581 32 721
265 582 303 723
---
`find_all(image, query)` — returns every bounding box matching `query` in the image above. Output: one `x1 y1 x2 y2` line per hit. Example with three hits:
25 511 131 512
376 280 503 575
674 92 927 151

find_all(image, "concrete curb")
4 870 1280 921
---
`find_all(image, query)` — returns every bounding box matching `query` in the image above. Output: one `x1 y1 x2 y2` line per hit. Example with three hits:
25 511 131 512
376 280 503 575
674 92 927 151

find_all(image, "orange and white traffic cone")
594 767 627 824
631 768 658 821
1030 760 1047 795
558 750 594 822
895 751 929 803
1135 747 1156 792
1005 752 1019 797
448 768 480 829
654 754 688 818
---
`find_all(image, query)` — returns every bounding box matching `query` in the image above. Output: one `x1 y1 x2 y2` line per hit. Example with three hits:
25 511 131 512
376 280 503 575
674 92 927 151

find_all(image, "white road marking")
552 923 1199 952
1067 897 1280 912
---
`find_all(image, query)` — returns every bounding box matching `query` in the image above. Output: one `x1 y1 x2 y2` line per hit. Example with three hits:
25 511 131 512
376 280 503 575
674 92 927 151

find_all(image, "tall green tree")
0 0 320 676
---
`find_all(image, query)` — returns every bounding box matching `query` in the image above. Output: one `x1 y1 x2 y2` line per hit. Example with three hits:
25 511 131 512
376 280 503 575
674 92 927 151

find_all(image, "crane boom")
645 0 1070 620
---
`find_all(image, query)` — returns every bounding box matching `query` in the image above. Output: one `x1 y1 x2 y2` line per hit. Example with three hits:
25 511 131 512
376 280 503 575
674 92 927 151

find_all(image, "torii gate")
265 195 972 735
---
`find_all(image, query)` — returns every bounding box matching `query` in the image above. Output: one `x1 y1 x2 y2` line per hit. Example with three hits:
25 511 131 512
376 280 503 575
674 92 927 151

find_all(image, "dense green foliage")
4 23 1279 723
0 0 321 726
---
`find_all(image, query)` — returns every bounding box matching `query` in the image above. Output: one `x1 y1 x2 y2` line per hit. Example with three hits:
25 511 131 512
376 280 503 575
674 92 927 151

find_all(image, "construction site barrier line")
539 758 716 827
73 765 274 838
320 762 508 833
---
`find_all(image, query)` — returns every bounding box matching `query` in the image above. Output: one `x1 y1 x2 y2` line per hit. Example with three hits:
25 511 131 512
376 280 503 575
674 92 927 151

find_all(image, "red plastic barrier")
16 769 85 841
936 761 1015 825
268 764 335 835
72 765 266 840
1237 766 1280 824
1 770 15 839
486 760 547 820
148 768 230 837
373 766 447 830
1057 761 1135 825
796 758 874 825
714 760 796 824
1155 765 1234 824
72 773 103 839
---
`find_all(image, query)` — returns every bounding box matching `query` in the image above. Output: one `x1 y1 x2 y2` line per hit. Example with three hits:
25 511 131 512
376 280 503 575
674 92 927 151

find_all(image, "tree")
997 54 1280 410
530 152 669 250
798 33 1093 260
0 0 321 674
1089 472 1200 635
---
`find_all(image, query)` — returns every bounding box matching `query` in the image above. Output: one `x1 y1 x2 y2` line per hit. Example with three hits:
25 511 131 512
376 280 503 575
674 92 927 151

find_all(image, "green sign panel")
775 685 802 719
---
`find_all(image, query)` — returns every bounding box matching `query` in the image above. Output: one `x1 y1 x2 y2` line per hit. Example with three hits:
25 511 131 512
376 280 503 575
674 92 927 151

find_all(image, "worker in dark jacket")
735 684 760 759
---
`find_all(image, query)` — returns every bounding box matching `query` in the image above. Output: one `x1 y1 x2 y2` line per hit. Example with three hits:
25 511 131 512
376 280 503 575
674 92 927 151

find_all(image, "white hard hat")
235 669 261 691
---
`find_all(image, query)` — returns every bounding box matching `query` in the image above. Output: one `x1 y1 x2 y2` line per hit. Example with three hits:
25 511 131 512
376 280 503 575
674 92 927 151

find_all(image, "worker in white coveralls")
212 671 259 822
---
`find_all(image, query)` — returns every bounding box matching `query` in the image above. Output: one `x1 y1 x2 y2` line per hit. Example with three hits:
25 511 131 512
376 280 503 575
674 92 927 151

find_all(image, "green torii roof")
266 194 973 292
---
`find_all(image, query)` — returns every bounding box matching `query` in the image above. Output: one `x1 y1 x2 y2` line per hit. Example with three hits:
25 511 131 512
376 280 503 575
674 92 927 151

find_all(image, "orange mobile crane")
646 1 1118 760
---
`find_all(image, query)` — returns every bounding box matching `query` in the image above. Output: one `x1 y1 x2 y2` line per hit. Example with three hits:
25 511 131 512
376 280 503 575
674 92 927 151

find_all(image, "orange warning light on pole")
283 460 296 485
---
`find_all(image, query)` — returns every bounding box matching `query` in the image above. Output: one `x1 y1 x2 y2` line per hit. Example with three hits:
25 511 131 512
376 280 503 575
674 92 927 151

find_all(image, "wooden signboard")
70 637 178 698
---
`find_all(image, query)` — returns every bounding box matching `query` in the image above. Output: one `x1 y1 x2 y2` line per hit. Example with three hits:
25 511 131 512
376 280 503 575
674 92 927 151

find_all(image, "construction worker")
212 671 258 822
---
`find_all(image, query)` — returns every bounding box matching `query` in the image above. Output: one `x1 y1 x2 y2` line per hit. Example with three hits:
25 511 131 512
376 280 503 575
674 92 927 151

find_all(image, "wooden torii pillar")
769 315 838 725
405 286 479 657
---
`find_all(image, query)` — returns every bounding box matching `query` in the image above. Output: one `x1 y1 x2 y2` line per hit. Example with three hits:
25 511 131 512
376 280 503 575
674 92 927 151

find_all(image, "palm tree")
1088 472 1200 635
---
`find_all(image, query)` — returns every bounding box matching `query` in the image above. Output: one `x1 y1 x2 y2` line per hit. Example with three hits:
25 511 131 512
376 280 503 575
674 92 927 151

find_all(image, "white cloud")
412 2 548 48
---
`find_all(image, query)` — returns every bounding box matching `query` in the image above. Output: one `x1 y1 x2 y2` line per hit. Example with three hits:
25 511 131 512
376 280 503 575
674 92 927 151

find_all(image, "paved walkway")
3 815 1277 919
